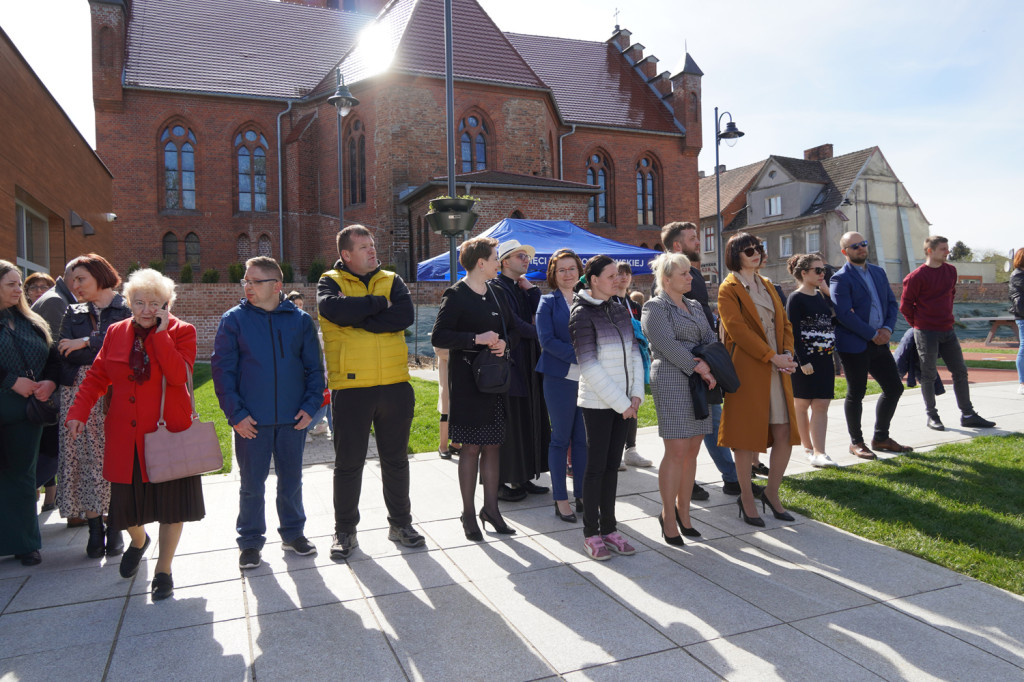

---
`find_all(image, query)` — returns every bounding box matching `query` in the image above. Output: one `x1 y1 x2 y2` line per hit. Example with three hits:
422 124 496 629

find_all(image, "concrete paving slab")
244 562 362 615
562 648 720 682
108 617 252 680
349 547 468 597
368 582 555 680
889 582 1024 669
440 535 561 582
793 602 1024 680
0 641 110 682
0 598 123 658
745 522 965 601
119 578 246 636
135 546 248 592
3 562 129 613
686 623 884 681
573 547 781 647
0 576 24 614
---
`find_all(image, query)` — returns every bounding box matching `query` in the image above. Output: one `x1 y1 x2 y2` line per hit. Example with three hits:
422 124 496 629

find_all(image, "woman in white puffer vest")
568 255 645 561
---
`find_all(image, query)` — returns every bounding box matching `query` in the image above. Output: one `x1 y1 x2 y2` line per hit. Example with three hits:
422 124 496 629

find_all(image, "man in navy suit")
831 232 913 459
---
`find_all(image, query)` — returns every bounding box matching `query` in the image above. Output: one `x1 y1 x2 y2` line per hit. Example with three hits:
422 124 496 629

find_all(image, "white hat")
497 239 536 261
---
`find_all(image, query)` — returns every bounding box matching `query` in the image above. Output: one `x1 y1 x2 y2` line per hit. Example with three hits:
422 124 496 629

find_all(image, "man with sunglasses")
490 239 550 501
900 236 995 431
830 232 912 459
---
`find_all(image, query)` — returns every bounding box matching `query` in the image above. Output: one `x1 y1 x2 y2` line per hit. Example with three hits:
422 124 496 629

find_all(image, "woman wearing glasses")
785 254 837 468
717 233 799 527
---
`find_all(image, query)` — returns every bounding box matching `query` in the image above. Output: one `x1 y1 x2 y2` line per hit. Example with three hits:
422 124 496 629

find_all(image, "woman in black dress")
785 254 837 468
431 236 516 541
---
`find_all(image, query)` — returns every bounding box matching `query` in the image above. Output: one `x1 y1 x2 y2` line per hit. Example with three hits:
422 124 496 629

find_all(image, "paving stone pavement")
2 379 1023 680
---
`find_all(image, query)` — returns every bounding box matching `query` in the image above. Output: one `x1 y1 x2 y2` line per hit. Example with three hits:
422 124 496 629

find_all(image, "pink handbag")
144 367 222 483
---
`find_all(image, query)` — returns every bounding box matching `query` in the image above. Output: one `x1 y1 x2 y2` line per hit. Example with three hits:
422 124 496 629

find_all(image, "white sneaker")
1017 384 1024 396
310 422 329 436
623 447 652 468
305 432 313 443
808 453 838 468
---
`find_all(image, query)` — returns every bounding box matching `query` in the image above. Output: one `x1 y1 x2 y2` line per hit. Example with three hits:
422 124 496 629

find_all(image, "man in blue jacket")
212 256 325 570
830 232 912 459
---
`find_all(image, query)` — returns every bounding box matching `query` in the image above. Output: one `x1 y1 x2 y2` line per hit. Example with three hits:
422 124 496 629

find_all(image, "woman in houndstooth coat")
641 252 718 546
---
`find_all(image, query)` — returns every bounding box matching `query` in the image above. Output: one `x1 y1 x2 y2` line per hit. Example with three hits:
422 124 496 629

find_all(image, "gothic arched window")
185 232 200 268
257 234 272 257
237 235 252 262
162 232 178 267
347 118 366 205
586 152 612 223
235 129 269 212
459 114 488 172
636 156 658 225
161 124 197 210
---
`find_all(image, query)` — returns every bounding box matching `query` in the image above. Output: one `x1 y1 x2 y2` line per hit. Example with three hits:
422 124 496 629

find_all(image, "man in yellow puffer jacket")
317 225 424 559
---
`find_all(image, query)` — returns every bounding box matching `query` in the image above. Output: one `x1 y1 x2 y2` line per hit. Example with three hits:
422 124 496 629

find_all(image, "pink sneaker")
584 535 611 560
601 532 636 556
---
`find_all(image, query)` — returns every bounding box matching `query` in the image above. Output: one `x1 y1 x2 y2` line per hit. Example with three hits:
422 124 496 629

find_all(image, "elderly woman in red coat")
67 269 205 601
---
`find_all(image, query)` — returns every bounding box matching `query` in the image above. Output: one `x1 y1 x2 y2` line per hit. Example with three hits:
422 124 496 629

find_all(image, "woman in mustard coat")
717 233 800 527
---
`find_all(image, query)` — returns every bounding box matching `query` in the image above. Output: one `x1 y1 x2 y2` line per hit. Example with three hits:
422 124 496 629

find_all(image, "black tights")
458 443 504 522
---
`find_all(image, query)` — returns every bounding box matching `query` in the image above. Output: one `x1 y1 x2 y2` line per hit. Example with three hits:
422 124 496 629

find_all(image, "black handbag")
4 323 59 426
692 341 741 394
469 283 512 395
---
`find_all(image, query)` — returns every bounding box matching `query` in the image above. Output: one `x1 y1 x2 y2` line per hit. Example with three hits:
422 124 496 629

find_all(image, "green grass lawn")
781 434 1024 595
193 362 233 474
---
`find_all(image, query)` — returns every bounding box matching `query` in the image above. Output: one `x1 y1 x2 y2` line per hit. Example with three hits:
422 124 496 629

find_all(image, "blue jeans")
915 329 974 418
542 374 587 501
1017 320 1024 383
309 400 333 431
704 403 738 483
234 424 308 550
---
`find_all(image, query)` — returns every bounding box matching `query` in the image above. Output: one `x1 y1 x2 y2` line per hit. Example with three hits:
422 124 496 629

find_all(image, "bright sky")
3 0 1022 256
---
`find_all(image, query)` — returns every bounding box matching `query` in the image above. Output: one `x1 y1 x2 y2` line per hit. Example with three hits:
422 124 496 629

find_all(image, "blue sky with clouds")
3 0 1021 255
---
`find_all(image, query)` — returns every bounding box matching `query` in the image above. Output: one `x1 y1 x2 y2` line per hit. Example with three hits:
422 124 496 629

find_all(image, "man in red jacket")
900 236 995 431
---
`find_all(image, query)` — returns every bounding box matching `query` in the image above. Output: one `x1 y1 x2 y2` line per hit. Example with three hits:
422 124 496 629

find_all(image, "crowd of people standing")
1 221 1010 591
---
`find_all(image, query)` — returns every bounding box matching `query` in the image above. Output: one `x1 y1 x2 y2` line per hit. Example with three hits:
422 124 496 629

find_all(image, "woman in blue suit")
536 249 587 523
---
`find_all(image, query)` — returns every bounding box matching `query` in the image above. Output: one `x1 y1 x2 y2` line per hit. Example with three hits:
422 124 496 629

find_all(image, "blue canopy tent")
415 219 661 281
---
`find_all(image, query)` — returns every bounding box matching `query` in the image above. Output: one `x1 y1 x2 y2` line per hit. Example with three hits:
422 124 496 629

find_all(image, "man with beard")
490 240 550 501
659 222 739 498
830 231 912 459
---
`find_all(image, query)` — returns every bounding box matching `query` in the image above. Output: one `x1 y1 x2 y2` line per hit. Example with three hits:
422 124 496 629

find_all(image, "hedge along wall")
169 279 1015 359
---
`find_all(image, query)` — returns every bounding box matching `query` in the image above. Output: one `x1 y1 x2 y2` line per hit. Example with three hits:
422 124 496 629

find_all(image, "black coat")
58 295 131 386
431 280 517 427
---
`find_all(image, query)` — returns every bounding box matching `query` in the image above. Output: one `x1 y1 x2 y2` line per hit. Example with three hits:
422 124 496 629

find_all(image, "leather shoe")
849 443 876 460
497 484 528 502
691 483 710 501
926 416 945 431
521 480 550 495
870 437 913 453
721 481 742 496
961 413 996 428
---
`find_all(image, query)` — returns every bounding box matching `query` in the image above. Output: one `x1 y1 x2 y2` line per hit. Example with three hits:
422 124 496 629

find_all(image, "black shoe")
721 481 742 496
86 516 105 558
151 572 174 601
330 532 358 559
554 502 577 523
691 483 710 501
40 502 56 513
751 483 765 499
497 484 528 502
438 448 452 460
239 547 262 570
926 416 945 431
575 498 583 513
751 463 770 477
479 508 516 535
961 413 996 428
106 525 124 557
761 495 795 522
658 514 684 547
388 524 426 548
461 513 483 541
282 536 317 556
736 497 765 527
521 480 550 495
15 550 41 566
119 534 151 578
674 508 702 537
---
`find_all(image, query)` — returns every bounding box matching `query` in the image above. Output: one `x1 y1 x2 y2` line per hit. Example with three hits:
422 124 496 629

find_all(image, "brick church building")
90 0 704 279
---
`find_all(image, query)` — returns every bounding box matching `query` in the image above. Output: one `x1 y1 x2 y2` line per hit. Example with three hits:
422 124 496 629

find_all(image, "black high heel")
658 514 684 546
554 502 577 523
479 508 516 535
761 495 795 522
736 497 765 527
674 508 702 537
461 513 483 541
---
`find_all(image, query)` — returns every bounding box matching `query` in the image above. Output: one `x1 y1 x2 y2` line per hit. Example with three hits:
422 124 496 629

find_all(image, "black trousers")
331 382 415 534
581 408 628 537
838 345 904 444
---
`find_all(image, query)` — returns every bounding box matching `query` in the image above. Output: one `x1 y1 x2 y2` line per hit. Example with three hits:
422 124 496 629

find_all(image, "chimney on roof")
608 28 632 51
698 170 705 179
804 144 834 162
717 165 726 174
649 71 672 97
623 43 645 63
636 55 659 79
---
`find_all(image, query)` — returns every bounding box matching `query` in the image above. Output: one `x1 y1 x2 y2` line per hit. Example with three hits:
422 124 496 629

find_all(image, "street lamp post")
714 107 744 282
328 69 360 232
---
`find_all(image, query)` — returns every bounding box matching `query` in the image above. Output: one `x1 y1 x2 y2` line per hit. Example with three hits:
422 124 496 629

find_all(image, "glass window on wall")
807 229 821 254
15 202 49 275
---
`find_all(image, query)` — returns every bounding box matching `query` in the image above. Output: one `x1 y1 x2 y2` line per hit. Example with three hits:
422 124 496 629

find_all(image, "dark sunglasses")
805 266 825 275
741 245 765 257
846 240 869 250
